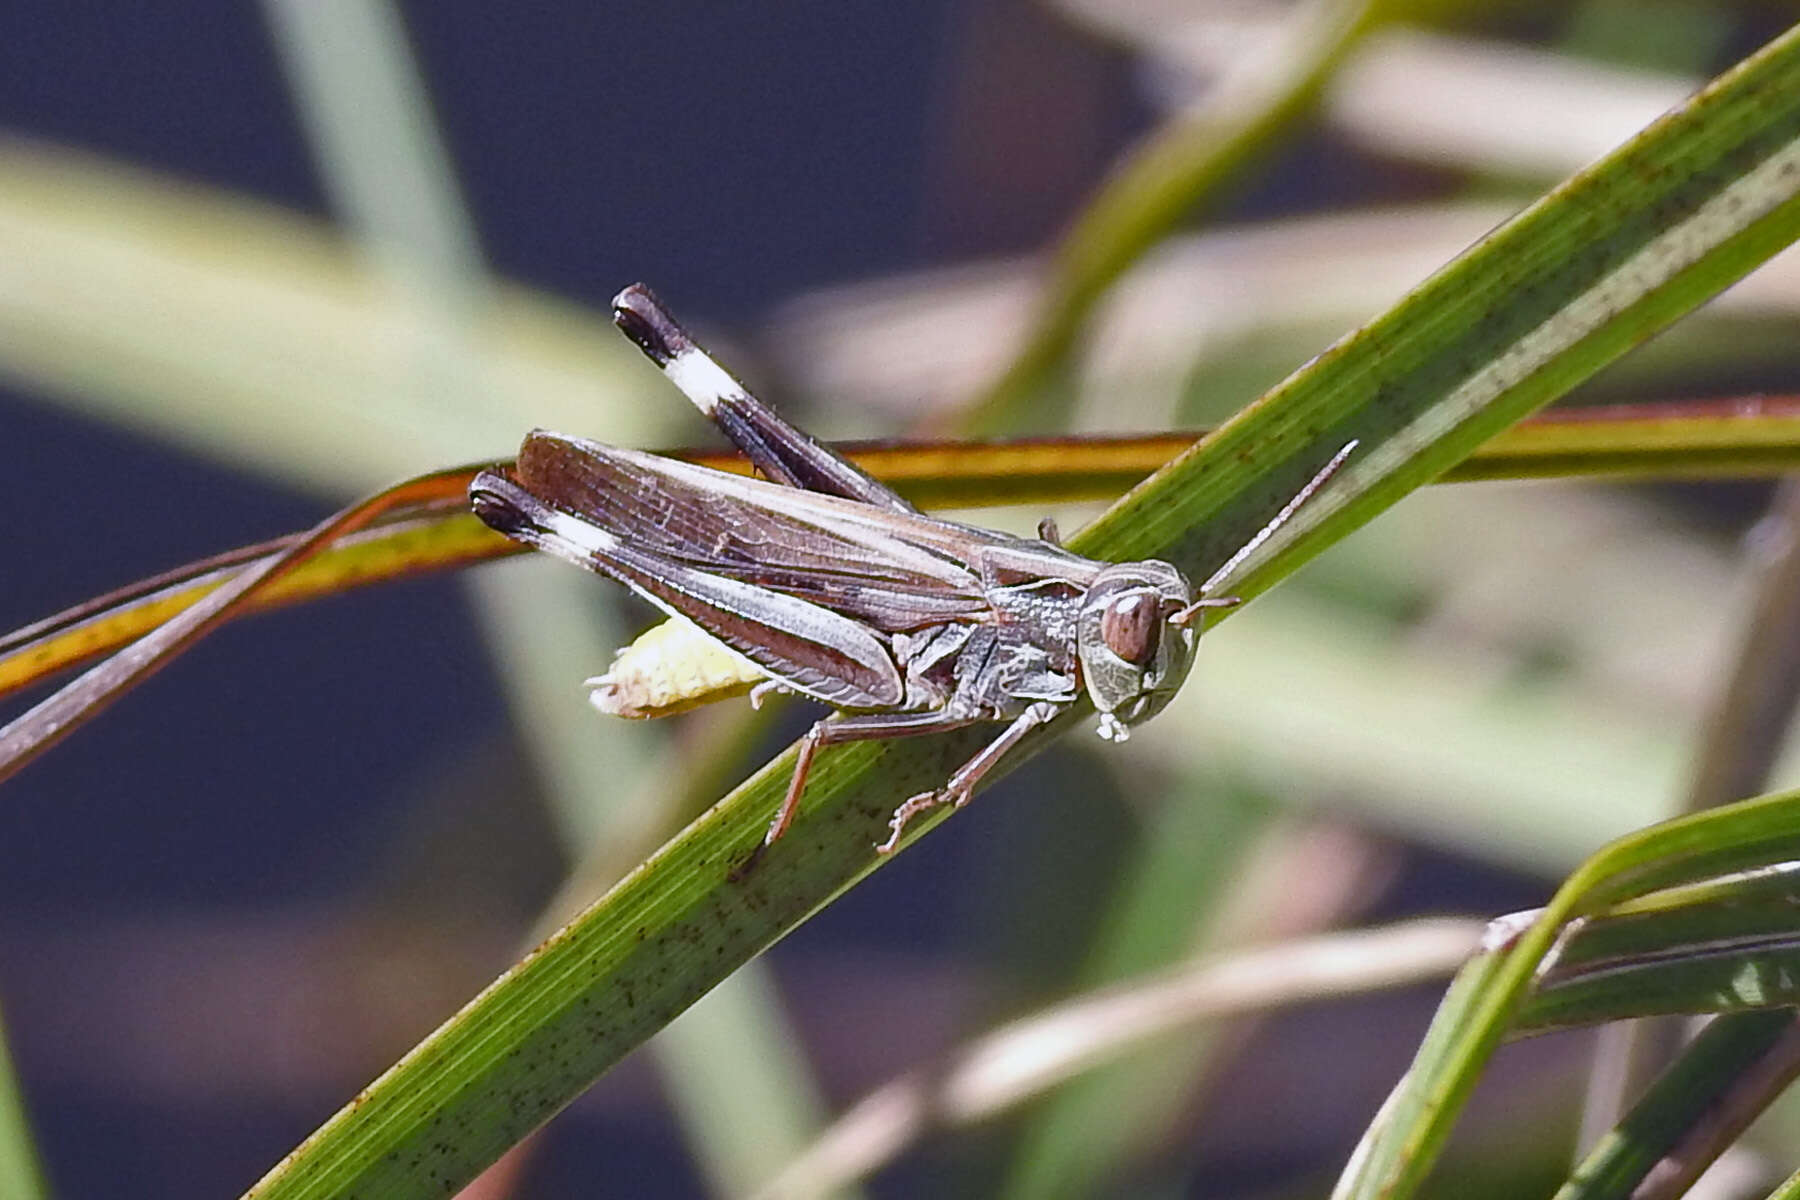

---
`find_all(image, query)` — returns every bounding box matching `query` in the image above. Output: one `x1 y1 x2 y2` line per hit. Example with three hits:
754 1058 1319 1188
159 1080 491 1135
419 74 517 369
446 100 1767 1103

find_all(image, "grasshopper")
470 285 1353 852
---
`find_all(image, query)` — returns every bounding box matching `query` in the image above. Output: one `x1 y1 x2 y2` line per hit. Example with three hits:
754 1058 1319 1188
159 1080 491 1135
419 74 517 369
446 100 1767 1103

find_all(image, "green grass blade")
1523 869 1800 1030
1337 943 1518 1191
1529 935 1800 1031
1340 783 1800 1200
0 999 48 1200
1771 1162 1800 1199
251 21 1800 1199
1549 1011 1800 1200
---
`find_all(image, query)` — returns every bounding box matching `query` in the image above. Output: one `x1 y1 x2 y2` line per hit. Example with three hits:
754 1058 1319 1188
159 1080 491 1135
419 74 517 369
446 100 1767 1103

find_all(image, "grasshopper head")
1076 561 1198 742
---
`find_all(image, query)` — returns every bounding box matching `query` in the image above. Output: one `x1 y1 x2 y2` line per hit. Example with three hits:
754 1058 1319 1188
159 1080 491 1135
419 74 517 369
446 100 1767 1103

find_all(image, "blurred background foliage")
6 1 1800 1197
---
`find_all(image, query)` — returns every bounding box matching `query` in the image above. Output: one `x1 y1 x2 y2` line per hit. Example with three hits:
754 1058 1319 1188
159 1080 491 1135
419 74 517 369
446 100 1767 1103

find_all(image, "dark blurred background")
3 2 1798 1197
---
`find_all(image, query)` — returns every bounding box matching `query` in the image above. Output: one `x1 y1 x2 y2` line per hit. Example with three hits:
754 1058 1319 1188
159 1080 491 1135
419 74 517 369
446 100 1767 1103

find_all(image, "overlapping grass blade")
1549 1009 1799 1200
1341 782 1800 1198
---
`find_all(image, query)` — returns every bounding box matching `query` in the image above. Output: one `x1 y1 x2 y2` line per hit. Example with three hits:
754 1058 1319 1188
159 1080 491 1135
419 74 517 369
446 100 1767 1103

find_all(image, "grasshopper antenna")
1172 439 1359 626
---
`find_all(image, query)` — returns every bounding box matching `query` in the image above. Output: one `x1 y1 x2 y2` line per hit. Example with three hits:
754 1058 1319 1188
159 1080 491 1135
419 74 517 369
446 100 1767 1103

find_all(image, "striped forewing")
513 432 1103 632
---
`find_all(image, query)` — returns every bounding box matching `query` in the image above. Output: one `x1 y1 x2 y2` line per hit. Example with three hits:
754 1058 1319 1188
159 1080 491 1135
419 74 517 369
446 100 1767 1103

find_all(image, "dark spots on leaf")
728 844 765 881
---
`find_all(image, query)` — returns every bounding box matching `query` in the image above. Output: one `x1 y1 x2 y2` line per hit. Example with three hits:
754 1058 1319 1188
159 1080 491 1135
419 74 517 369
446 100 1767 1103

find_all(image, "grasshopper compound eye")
1099 592 1161 666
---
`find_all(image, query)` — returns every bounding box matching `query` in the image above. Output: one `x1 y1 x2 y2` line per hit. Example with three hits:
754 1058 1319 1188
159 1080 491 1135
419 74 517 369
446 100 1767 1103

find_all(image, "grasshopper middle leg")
768 708 984 845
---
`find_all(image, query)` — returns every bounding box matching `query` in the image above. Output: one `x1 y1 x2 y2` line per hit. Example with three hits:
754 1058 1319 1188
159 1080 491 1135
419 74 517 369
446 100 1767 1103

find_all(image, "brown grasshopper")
471 285 1353 851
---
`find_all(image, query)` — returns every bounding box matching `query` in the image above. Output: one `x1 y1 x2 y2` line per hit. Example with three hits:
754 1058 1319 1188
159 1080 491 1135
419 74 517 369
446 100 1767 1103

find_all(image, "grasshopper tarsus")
747 678 789 710
870 700 1058 853
877 791 943 855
